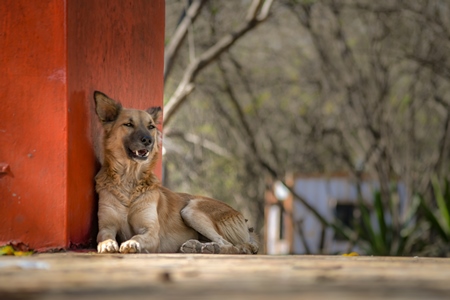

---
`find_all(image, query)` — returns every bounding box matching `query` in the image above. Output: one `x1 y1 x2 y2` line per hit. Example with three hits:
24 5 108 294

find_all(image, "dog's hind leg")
180 198 258 254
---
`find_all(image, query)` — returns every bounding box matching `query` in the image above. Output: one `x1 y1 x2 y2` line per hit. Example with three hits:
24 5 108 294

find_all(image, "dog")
93 91 258 254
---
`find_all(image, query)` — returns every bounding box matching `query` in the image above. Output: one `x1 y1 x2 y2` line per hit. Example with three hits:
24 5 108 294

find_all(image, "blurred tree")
163 0 450 254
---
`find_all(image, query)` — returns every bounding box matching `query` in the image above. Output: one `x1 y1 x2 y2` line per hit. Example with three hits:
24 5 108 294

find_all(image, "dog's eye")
148 125 156 130
123 123 133 128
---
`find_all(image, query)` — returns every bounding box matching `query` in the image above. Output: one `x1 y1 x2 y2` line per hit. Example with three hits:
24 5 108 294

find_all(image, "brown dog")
94 91 258 254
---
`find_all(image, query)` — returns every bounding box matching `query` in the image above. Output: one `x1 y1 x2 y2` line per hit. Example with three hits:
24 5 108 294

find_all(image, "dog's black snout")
141 135 152 146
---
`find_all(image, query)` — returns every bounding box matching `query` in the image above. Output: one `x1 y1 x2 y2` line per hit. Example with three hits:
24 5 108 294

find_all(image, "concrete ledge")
0 253 449 299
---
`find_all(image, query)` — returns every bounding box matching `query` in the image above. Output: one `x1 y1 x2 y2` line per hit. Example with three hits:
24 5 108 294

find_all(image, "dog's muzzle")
125 132 154 161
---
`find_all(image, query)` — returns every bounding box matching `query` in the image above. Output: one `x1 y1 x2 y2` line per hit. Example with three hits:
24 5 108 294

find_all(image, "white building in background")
264 173 406 255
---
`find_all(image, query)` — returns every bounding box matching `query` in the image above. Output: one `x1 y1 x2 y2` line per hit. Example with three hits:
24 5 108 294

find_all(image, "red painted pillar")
0 0 164 251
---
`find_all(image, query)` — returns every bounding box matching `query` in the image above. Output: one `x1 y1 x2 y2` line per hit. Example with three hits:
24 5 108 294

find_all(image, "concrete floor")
0 252 449 299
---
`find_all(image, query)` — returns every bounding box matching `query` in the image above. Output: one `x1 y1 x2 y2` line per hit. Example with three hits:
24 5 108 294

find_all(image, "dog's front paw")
120 240 141 253
201 242 221 254
180 239 203 253
180 240 221 254
98 239 119 253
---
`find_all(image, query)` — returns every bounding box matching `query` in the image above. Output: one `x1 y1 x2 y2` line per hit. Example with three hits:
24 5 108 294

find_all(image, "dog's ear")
94 91 122 123
147 106 162 124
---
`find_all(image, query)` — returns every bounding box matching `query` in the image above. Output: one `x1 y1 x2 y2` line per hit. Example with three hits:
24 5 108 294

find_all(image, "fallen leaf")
342 252 359 257
0 245 15 256
0 245 34 256
13 251 34 256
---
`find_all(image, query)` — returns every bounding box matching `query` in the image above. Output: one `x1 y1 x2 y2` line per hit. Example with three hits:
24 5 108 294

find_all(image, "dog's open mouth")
128 148 150 160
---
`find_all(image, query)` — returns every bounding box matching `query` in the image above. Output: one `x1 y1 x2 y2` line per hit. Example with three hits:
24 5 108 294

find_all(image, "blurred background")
162 0 450 256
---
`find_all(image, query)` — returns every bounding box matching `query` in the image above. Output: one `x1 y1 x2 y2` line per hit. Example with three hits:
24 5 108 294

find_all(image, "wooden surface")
0 253 449 299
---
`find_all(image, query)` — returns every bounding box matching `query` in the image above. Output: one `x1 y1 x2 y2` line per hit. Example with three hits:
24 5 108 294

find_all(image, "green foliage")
355 190 421 256
354 176 450 257
417 176 450 244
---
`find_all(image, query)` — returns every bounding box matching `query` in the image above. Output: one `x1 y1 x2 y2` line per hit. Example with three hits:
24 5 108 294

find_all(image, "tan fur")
94 91 258 254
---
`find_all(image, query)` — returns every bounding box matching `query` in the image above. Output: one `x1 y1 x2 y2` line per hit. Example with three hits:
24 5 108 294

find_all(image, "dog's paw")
98 239 119 253
180 240 221 254
119 240 141 253
201 242 221 254
249 243 259 254
180 239 203 253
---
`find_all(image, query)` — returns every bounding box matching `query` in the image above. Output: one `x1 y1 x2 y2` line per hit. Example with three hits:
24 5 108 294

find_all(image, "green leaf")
374 191 387 251
359 201 380 254
418 193 449 242
402 192 421 227
431 175 450 234
443 178 450 224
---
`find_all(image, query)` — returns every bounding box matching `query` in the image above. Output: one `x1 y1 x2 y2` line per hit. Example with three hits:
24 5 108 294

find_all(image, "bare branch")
246 0 264 21
257 0 273 21
163 0 274 127
164 0 206 82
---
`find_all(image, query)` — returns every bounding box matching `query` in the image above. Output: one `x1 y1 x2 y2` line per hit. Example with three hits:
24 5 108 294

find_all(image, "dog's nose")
140 136 152 146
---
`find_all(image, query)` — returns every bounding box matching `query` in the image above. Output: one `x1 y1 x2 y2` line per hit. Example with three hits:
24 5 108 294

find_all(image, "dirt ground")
0 252 449 300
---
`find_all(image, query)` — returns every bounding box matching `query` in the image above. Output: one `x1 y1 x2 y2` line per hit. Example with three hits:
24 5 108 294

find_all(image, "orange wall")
0 0 164 251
